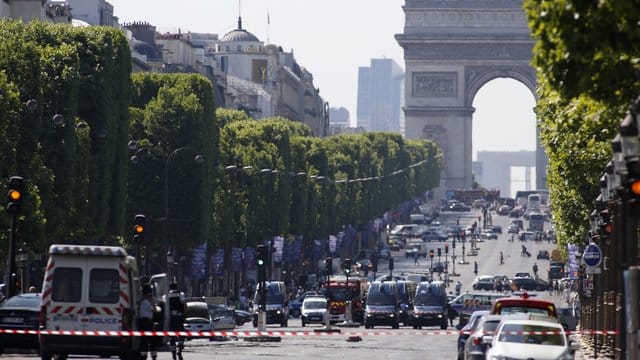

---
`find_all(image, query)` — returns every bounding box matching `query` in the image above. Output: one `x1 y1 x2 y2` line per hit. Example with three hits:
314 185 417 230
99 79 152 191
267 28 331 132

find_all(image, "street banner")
329 235 337 254
191 243 206 279
212 249 224 276
231 247 243 272
273 236 284 263
292 236 303 262
244 247 256 270
567 244 579 280
312 239 324 261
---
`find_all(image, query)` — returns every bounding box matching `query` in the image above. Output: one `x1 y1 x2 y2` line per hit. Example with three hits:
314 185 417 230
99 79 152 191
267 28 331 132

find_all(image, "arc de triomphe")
396 0 547 193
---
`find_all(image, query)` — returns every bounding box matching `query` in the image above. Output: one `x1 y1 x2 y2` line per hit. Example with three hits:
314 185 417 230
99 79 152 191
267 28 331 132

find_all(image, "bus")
527 194 541 211
528 212 545 232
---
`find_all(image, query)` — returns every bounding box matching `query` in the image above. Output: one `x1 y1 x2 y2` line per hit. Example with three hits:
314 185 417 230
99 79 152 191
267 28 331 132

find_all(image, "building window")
226 45 230 52
237 45 242 52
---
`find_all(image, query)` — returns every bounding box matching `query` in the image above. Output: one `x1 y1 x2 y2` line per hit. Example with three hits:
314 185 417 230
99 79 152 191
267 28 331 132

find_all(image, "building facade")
357 58 404 133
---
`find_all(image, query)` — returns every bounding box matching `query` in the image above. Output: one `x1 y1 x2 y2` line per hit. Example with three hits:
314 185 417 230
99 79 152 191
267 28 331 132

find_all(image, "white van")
39 245 142 360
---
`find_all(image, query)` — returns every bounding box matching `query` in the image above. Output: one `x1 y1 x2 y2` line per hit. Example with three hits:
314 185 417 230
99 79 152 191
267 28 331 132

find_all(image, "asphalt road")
4 209 578 359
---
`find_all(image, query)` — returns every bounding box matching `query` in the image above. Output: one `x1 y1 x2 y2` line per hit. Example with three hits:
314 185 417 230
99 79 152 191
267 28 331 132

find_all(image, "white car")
301 296 327 327
484 318 579 360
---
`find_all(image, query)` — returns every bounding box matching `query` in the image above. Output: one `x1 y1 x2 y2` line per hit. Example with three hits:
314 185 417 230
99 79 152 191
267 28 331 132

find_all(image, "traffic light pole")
7 212 16 298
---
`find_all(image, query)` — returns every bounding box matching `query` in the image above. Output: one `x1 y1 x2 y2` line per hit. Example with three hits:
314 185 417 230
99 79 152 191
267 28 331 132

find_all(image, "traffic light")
343 258 351 275
437 248 441 257
628 158 640 200
599 209 612 240
429 250 434 259
257 245 266 282
6 176 24 214
371 259 378 273
133 214 146 242
388 258 394 271
474 261 478 275
325 257 333 275
445 243 449 254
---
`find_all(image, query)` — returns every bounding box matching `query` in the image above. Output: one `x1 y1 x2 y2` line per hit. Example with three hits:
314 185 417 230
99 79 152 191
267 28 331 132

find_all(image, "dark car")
288 291 320 318
472 275 496 290
510 277 537 291
537 250 550 260
233 309 253 326
0 293 41 355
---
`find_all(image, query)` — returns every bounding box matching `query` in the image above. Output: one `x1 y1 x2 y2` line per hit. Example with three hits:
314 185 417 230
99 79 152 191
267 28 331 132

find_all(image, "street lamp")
164 147 204 271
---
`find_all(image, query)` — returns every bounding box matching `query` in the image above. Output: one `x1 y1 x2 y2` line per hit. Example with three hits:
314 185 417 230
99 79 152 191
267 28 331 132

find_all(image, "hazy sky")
108 0 537 159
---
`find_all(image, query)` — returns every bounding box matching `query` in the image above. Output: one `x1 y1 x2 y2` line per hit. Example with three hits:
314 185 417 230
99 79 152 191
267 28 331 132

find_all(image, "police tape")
0 329 620 337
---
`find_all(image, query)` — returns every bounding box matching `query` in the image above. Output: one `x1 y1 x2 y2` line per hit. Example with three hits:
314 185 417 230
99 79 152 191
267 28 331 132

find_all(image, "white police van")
39 245 142 360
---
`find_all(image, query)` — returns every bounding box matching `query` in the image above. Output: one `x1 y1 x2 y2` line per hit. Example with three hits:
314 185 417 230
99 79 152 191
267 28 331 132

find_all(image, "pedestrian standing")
139 285 157 360
162 283 186 360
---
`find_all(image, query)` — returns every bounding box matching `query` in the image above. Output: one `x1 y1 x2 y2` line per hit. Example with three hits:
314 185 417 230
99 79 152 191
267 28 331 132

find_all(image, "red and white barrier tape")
0 329 619 337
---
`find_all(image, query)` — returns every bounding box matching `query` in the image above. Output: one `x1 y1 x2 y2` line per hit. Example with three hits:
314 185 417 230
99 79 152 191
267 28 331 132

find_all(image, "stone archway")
396 0 546 192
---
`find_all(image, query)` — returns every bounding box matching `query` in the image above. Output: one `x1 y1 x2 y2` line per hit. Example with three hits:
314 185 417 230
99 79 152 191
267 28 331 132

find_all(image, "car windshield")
2 295 39 309
498 324 565 346
304 300 326 309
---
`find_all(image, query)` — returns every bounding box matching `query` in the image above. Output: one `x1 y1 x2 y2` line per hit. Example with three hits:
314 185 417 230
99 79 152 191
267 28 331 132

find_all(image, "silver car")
301 296 327 327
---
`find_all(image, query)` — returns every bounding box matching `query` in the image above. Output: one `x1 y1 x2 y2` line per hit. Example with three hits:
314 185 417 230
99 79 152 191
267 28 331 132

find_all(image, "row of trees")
0 21 441 268
523 1 639 249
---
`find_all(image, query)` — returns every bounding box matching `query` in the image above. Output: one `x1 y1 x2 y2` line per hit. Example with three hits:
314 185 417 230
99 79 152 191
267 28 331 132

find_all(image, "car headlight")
389 314 395 317
437 314 442 318
276 310 281 314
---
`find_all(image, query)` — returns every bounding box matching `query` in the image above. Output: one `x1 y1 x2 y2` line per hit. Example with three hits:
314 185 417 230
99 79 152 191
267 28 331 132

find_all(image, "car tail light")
39 306 47 328
472 336 482 346
122 308 131 330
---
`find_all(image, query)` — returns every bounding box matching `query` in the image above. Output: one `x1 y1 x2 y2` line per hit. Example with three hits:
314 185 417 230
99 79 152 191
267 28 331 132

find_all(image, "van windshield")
367 293 396 306
255 293 285 305
414 294 443 306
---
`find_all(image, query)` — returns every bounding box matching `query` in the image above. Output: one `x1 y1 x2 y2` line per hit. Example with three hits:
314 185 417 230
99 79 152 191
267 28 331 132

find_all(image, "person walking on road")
138 285 157 360
533 263 539 278
499 252 504 265
162 283 186 360
455 280 462 296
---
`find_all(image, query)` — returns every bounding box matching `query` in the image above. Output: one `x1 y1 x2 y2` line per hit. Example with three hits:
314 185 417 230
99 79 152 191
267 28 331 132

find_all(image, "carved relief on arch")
422 124 448 171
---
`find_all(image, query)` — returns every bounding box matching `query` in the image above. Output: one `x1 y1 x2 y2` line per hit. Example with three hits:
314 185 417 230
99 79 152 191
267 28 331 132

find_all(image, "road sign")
583 243 603 268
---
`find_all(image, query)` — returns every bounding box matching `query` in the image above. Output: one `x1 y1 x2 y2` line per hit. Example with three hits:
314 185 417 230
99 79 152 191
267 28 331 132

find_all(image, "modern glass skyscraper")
357 58 404 133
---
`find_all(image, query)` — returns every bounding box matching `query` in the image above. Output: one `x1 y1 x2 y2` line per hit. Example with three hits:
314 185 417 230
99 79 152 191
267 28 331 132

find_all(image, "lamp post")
164 147 203 274
16 248 28 293
166 251 174 284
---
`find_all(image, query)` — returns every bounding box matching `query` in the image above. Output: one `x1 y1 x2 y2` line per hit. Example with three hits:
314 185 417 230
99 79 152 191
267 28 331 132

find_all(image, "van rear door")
82 256 126 331
46 255 84 331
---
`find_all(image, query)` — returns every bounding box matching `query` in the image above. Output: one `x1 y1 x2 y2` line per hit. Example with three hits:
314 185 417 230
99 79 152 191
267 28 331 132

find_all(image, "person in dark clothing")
162 283 186 360
139 285 157 360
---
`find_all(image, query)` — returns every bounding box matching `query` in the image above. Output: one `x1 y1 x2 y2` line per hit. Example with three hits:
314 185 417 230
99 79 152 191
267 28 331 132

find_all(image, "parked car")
480 229 498 240
497 205 511 215
507 224 520 234
421 229 448 242
209 308 236 331
405 245 427 258
0 293 41 355
537 250 550 260
232 309 252 326
472 275 496 291
185 301 214 339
